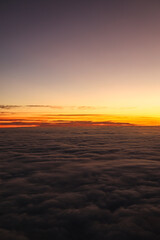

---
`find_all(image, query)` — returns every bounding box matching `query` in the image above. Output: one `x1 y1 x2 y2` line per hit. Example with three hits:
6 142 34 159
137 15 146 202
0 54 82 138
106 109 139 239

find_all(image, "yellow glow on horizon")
0 107 160 127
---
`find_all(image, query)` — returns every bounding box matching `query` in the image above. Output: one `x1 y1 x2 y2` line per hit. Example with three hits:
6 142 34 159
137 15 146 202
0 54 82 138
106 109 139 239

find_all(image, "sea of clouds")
0 126 160 240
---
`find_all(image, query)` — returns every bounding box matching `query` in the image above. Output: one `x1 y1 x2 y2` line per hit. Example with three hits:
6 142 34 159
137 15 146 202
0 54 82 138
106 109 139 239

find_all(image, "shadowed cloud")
0 119 134 128
0 127 160 239
0 105 21 110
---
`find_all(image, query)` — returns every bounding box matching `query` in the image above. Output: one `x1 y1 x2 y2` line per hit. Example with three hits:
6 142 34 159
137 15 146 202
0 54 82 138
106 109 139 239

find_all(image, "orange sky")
0 105 160 128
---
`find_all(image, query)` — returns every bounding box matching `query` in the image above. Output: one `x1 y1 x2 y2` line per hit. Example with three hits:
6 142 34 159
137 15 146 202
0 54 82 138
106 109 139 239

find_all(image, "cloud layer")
0 105 106 110
0 126 160 239
0 119 134 127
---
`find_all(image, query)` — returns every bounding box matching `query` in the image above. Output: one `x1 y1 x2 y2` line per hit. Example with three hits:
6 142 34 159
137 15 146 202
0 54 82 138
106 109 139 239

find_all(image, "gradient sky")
1 0 160 126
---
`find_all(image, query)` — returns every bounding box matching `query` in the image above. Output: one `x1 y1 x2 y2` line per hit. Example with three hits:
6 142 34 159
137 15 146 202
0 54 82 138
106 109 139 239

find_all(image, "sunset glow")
1 1 160 125
1 2 160 240
0 105 160 127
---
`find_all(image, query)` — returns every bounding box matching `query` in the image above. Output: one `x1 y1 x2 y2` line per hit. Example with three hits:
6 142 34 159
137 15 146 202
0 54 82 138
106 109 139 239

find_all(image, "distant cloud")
26 105 64 109
0 105 108 111
0 121 38 126
0 105 21 109
47 120 134 127
0 119 134 127
26 105 108 110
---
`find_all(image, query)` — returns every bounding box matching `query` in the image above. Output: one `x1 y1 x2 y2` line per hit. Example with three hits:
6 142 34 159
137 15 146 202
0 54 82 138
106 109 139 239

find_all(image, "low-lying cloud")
0 119 134 127
0 126 160 239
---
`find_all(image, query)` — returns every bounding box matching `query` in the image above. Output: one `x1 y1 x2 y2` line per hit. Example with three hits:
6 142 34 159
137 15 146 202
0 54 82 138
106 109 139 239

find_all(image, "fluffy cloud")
0 126 160 239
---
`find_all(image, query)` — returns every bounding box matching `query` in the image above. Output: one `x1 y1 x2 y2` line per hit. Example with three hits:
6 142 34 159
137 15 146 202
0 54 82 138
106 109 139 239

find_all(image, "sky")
1 0 160 126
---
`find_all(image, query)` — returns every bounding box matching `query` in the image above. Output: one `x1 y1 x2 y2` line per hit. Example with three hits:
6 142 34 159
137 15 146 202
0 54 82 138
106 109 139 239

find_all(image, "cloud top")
0 126 160 239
